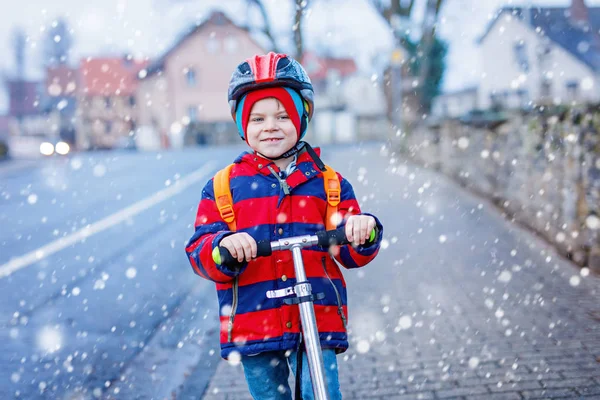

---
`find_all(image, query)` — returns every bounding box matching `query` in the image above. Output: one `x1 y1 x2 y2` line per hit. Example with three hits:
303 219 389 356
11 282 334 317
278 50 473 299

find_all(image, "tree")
43 17 73 67
371 0 414 23
293 0 308 61
246 0 280 52
11 27 27 121
371 0 446 116
415 0 444 109
402 33 448 112
12 27 27 79
244 0 308 60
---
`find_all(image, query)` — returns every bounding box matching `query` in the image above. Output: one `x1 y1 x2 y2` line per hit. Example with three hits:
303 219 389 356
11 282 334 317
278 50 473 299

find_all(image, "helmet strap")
256 141 326 172
257 141 305 161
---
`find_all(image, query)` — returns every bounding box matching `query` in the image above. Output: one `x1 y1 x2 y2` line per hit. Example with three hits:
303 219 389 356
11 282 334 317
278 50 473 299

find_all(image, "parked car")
40 139 71 156
8 135 70 158
0 139 8 160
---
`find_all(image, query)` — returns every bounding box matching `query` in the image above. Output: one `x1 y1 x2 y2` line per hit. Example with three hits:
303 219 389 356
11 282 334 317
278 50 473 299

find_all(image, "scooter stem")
291 245 330 400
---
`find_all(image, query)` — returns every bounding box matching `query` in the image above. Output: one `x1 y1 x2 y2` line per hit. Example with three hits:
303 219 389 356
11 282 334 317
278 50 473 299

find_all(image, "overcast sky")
1 0 599 113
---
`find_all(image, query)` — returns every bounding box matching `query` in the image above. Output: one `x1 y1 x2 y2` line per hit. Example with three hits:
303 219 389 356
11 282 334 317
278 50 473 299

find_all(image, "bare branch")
370 0 414 23
247 0 279 52
294 0 307 60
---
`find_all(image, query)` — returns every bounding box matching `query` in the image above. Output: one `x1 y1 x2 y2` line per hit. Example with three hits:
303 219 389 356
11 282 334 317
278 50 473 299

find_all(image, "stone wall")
401 108 600 272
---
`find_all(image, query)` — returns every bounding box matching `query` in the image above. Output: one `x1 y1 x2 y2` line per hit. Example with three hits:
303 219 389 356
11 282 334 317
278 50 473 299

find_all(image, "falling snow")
1 3 600 399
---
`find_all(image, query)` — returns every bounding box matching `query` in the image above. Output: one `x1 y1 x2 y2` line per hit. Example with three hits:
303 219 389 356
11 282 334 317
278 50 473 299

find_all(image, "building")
4 77 62 158
302 52 358 110
6 80 44 120
77 56 148 150
477 0 600 110
136 10 266 148
44 65 79 145
302 52 387 143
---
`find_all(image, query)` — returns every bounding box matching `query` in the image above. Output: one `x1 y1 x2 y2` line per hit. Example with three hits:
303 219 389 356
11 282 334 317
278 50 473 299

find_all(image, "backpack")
213 163 340 231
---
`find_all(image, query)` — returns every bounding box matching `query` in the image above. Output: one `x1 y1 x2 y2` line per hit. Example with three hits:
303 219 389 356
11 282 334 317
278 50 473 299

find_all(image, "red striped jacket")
185 148 383 359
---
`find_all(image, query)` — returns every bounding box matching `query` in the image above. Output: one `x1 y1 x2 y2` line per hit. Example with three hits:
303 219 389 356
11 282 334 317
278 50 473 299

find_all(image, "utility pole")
12 28 27 133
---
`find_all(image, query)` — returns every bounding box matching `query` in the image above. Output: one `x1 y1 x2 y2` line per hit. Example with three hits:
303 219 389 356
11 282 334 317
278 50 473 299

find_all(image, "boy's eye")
251 117 263 122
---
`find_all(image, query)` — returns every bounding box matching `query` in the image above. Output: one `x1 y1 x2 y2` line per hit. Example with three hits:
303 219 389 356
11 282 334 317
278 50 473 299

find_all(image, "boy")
185 52 383 399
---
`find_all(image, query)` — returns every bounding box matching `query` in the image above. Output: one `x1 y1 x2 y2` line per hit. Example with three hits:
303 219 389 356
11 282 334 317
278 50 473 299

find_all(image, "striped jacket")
185 148 383 359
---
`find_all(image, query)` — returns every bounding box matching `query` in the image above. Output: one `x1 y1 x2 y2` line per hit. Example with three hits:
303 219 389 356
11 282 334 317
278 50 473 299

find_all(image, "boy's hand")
219 233 257 263
345 215 377 246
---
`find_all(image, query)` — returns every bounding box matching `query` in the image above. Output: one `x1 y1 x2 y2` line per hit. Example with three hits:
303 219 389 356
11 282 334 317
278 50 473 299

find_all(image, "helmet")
228 52 314 138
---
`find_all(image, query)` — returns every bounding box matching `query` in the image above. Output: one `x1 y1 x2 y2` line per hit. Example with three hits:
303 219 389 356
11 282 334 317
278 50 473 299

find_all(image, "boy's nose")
264 117 278 131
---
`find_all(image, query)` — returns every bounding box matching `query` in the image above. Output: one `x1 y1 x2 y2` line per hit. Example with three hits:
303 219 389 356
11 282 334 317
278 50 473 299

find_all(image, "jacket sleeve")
184 179 248 283
332 173 384 269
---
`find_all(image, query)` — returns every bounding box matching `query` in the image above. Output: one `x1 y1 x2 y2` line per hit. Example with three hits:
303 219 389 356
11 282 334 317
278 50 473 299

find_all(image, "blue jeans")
241 348 342 400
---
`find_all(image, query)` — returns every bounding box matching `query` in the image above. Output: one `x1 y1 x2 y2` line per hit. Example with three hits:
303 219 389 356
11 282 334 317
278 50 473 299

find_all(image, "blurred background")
2 0 600 399
2 0 600 268
1 0 596 152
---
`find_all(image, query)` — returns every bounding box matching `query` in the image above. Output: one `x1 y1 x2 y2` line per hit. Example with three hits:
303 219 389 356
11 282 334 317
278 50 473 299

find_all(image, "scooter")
213 227 353 400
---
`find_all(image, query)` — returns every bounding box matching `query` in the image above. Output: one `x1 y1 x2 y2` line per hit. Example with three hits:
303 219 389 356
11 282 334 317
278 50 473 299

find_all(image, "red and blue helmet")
228 52 314 140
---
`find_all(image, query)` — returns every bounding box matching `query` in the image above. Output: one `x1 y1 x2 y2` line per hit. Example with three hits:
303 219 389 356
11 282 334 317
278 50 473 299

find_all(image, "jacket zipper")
227 276 239 342
321 257 347 330
267 165 290 195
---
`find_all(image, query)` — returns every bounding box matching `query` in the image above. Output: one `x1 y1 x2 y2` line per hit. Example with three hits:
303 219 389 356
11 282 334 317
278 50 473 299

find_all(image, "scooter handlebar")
213 227 355 267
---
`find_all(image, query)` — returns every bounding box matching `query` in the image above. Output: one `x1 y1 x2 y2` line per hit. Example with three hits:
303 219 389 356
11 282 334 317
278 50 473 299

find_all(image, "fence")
401 107 600 272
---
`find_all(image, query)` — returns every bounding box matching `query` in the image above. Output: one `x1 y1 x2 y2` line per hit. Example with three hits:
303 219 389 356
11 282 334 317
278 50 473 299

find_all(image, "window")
536 42 552 69
129 95 136 106
566 81 579 100
225 37 238 53
188 106 198 122
540 80 552 99
206 38 219 53
186 69 197 87
105 121 113 134
513 42 529 72
490 93 504 109
105 96 111 109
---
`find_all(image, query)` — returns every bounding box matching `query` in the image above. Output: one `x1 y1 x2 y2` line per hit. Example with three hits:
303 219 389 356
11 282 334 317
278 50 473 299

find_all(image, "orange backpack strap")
322 165 340 230
213 164 236 231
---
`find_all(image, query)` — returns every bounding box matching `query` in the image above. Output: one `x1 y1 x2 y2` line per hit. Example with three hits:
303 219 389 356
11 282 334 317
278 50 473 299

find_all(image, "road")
1 143 599 400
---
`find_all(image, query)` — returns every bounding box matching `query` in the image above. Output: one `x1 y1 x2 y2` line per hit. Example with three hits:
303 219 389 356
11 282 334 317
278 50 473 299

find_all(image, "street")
1 143 599 400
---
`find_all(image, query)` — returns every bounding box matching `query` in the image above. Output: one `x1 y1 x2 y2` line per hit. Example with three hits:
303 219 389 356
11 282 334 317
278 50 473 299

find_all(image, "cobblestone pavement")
195 145 600 400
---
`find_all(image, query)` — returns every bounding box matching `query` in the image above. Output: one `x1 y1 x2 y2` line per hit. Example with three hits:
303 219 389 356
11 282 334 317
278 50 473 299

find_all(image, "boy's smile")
246 98 298 160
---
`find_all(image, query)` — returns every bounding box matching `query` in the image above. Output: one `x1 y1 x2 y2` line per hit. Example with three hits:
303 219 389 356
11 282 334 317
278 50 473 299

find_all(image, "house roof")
143 10 262 77
79 57 149 96
478 6 600 72
302 52 358 81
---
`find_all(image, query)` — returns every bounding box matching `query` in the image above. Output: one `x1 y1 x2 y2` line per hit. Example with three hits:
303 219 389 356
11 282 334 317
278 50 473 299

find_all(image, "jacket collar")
235 146 322 176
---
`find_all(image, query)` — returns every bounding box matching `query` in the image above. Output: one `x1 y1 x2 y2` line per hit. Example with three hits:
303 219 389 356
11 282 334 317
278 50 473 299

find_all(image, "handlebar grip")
316 227 350 247
256 240 272 257
212 239 273 267
212 246 237 266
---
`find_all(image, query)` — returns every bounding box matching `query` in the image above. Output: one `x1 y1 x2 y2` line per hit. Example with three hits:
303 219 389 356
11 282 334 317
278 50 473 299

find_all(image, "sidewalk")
198 149 600 399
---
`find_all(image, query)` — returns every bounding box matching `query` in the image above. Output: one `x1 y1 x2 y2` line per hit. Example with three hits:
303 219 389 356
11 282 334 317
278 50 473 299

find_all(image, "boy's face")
246 98 298 159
